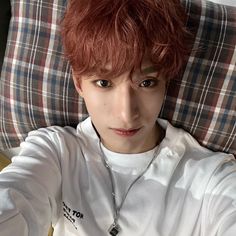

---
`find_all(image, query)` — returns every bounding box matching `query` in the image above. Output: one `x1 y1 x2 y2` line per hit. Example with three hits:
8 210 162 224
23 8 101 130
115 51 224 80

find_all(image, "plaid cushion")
0 0 88 149
161 0 236 156
0 0 235 156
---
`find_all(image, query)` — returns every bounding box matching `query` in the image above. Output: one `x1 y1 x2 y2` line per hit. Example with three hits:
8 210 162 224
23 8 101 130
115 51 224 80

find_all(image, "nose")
115 82 140 124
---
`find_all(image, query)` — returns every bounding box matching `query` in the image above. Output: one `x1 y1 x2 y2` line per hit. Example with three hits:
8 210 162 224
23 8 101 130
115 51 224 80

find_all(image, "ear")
72 70 84 97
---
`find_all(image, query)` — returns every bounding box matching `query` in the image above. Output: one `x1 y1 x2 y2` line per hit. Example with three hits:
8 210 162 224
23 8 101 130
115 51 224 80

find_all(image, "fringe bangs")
61 0 192 80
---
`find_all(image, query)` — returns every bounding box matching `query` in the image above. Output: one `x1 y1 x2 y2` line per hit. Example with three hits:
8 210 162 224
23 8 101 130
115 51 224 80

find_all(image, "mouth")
111 127 142 137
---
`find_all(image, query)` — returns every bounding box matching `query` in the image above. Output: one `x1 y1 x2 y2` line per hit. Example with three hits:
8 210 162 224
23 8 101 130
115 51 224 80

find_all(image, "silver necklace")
99 142 160 236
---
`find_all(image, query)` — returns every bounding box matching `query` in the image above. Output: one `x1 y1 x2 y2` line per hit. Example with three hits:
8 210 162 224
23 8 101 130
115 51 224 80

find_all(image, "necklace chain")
99 142 160 235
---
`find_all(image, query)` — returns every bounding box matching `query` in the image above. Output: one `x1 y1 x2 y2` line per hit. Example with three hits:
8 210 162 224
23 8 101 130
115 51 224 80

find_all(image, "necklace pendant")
108 222 121 236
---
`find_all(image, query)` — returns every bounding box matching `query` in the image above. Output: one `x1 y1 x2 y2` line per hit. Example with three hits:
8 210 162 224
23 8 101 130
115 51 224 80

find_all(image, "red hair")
61 0 192 80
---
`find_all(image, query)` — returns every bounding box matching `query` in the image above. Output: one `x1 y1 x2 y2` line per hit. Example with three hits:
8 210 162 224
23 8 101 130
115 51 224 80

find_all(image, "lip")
111 127 141 137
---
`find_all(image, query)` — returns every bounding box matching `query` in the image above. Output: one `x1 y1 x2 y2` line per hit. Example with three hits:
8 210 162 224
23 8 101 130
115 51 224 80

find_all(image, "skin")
73 60 166 154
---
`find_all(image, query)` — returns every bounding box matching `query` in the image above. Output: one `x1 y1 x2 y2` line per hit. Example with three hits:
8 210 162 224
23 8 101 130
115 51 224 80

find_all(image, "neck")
101 123 165 154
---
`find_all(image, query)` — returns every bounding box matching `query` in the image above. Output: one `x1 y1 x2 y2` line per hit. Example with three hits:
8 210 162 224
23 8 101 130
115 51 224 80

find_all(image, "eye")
139 78 158 88
95 80 111 88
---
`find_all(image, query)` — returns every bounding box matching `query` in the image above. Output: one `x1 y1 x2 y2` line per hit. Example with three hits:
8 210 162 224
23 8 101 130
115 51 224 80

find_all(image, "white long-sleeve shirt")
0 117 236 236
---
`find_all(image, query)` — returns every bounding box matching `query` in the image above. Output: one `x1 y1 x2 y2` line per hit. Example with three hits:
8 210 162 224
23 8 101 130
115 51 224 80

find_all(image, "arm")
0 128 62 236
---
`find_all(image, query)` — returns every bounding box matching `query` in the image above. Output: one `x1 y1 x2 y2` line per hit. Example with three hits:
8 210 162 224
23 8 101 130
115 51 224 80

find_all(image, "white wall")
209 0 236 6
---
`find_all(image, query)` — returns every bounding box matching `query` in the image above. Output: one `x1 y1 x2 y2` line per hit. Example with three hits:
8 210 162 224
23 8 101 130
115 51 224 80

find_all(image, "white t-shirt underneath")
101 143 157 207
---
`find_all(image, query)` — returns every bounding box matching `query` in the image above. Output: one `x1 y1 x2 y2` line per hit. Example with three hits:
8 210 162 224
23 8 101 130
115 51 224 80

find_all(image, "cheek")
140 91 165 116
146 99 163 118
83 93 109 117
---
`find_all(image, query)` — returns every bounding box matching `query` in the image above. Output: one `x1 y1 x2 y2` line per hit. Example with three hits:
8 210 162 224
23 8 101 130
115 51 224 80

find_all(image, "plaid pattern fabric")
0 0 235 156
161 0 236 156
0 0 88 149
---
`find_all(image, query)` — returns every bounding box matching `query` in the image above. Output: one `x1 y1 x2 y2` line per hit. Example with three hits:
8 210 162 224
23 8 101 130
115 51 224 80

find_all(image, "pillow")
161 0 236 155
0 0 87 149
0 0 235 156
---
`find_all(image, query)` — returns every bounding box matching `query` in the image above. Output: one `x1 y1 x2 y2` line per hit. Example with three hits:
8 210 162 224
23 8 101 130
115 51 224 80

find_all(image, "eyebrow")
141 66 158 74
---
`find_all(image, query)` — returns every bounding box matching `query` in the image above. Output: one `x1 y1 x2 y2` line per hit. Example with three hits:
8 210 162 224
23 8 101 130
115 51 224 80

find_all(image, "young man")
0 0 236 236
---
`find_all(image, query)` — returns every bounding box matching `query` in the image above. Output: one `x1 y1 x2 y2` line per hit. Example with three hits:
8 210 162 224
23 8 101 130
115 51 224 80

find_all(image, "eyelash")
94 80 112 88
93 78 158 88
139 78 158 88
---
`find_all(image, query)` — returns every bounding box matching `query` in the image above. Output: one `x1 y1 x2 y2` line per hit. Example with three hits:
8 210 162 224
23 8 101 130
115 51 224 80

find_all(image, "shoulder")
25 117 94 146
21 117 99 157
158 119 235 186
158 118 233 163
24 125 79 149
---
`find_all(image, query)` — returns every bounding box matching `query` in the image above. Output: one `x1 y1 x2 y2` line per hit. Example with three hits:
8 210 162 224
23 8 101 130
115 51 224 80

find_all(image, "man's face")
73 60 166 154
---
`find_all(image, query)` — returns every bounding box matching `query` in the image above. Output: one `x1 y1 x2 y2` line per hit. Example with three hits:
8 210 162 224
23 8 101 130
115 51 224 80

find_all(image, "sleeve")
0 127 63 236
202 156 236 236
